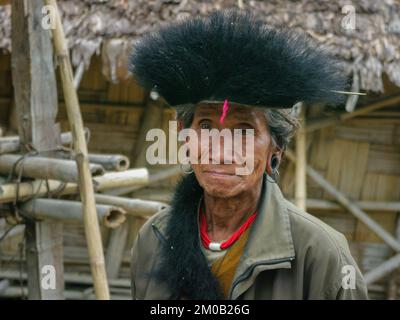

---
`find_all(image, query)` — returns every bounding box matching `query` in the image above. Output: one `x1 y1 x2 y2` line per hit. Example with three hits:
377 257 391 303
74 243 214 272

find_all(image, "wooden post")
11 0 64 299
295 104 307 211
44 0 109 299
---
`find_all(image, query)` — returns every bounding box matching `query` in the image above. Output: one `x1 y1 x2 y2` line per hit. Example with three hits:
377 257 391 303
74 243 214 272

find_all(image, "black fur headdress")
130 10 348 109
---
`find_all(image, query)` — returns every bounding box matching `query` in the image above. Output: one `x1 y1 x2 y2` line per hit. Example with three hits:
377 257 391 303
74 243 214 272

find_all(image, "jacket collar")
153 175 295 259
151 174 296 299
228 176 296 299
240 176 295 263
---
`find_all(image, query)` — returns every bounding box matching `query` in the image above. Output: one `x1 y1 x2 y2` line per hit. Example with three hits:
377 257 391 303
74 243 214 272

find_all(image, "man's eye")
200 122 212 130
234 128 254 136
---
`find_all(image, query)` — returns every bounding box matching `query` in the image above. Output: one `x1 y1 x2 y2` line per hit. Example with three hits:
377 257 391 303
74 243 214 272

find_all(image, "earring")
271 155 279 171
180 162 193 174
269 154 280 182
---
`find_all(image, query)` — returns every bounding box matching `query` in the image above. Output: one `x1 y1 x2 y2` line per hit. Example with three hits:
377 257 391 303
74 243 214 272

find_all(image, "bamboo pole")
105 221 130 279
0 270 130 288
286 149 400 252
88 154 130 172
0 280 10 294
295 104 306 211
106 165 181 196
44 0 109 299
95 194 167 217
18 199 126 229
386 215 400 297
305 94 400 132
73 61 85 90
129 190 173 203
364 253 400 285
58 152 130 171
0 154 105 182
93 168 148 191
0 224 25 240
0 168 149 204
0 131 74 154
0 286 131 300
289 199 400 212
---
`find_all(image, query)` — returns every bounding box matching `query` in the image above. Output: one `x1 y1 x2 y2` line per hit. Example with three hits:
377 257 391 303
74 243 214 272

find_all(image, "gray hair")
263 108 299 150
176 105 299 151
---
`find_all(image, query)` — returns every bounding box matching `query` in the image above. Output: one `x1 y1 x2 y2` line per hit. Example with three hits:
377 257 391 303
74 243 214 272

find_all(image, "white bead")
209 242 222 251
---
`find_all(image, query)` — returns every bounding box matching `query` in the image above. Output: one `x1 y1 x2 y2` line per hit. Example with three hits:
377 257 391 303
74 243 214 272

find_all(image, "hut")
0 0 399 299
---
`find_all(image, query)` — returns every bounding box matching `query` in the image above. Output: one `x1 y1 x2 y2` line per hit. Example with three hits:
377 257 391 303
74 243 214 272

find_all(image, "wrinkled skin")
185 102 283 241
189 102 280 199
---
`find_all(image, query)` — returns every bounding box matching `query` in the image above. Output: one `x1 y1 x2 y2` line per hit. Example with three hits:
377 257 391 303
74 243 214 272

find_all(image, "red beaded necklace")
199 203 257 251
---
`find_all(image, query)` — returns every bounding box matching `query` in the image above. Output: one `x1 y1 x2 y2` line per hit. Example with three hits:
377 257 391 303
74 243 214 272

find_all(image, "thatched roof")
0 0 399 92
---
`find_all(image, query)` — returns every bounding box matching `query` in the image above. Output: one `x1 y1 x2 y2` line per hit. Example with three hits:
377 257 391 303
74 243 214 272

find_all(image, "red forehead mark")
219 99 229 124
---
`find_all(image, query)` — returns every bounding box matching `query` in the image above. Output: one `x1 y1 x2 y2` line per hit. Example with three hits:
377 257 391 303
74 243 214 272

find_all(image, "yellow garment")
210 228 250 298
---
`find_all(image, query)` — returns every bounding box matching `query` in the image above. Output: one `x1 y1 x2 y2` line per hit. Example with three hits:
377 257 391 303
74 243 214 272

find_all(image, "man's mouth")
203 169 236 177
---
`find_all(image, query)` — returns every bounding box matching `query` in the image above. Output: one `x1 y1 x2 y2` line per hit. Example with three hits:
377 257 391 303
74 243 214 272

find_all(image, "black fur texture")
130 10 348 108
154 173 224 300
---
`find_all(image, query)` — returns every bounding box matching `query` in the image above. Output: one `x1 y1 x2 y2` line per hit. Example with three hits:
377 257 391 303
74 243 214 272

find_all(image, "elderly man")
129 10 368 300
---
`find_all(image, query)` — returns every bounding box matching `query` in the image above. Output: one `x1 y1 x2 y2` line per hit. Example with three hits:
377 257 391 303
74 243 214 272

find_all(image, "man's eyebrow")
234 114 253 121
231 111 254 121
196 111 215 117
195 106 219 117
195 105 255 121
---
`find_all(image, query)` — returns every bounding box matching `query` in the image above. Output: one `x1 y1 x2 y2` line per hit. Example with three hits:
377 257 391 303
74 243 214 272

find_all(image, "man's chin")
201 179 243 198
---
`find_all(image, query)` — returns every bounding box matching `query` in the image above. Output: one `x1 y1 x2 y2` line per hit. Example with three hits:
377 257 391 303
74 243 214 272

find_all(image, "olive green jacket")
131 180 368 300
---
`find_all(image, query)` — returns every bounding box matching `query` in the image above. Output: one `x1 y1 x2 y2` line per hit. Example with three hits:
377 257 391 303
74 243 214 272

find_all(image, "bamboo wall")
1 52 400 299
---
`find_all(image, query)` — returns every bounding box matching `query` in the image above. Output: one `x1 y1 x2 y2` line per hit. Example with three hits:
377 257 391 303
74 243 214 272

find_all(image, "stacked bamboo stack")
0 0 180 299
0 131 177 298
0 128 181 226
0 131 163 223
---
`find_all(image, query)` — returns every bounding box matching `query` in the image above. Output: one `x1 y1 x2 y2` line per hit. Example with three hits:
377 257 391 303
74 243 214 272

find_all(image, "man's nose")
208 133 234 164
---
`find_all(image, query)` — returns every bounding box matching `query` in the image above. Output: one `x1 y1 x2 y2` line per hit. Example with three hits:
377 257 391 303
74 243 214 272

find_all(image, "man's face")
189 102 273 198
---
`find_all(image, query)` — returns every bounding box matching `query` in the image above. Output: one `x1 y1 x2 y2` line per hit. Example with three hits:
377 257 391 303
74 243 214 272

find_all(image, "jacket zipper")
229 256 295 299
